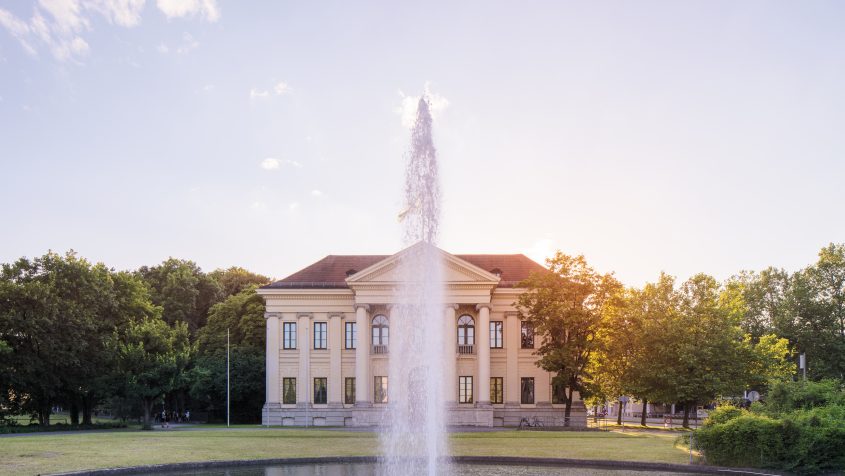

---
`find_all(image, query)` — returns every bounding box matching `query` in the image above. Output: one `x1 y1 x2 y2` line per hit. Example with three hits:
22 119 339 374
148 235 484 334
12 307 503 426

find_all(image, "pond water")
147 462 706 476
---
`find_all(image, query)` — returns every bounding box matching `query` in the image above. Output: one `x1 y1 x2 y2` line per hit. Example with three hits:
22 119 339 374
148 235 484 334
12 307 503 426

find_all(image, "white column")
265 312 281 403
505 313 520 405
297 314 310 406
476 304 491 406
328 314 343 406
443 304 458 404
354 304 370 405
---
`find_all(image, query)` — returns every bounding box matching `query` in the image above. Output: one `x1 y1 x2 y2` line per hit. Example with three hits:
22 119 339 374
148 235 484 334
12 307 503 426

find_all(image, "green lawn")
0 428 695 475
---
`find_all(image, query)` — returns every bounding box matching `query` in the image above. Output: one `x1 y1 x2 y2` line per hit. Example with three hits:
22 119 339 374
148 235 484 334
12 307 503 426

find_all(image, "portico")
259 245 587 427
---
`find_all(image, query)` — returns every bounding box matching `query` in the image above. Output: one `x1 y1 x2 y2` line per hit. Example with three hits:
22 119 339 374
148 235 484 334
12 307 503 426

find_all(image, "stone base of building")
262 401 587 428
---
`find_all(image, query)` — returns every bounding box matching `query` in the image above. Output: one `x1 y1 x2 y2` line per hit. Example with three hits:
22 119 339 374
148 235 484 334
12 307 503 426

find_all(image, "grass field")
0 427 696 475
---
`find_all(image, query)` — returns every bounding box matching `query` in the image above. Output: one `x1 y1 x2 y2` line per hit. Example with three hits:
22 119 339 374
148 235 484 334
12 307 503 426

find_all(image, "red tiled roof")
262 253 546 289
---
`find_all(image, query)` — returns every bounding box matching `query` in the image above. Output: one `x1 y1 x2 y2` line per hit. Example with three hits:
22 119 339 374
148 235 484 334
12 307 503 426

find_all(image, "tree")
190 286 266 422
725 268 791 341
209 267 270 298
0 251 148 425
115 317 190 430
136 258 222 335
516 252 622 425
801 243 845 380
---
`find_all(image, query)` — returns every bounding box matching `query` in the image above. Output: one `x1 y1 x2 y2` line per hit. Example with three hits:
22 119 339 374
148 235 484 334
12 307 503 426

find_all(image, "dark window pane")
521 377 535 404
552 380 567 404
345 378 356 405
282 378 296 404
490 377 504 404
521 321 534 349
314 378 327 404
374 376 388 403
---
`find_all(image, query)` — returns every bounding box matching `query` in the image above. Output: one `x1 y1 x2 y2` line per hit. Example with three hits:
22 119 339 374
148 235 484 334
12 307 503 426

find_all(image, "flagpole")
227 327 230 428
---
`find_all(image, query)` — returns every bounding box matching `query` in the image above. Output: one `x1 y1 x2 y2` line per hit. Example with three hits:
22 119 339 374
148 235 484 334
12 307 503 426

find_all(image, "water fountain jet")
380 97 449 476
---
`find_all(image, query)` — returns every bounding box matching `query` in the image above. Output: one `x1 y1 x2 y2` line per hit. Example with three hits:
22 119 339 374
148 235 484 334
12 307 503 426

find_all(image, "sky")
1 1 844 287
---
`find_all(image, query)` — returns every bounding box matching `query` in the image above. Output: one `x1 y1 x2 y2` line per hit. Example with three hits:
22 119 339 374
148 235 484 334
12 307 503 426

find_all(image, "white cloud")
38 0 89 34
274 81 289 95
288 202 300 211
311 189 322 197
249 88 269 99
260 158 280 170
250 81 291 100
0 0 217 62
86 0 145 27
156 0 219 22
176 31 198 54
260 158 302 170
396 81 450 129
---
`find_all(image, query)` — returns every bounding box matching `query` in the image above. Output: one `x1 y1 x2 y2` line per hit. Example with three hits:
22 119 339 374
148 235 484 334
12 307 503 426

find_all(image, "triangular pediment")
346 242 500 287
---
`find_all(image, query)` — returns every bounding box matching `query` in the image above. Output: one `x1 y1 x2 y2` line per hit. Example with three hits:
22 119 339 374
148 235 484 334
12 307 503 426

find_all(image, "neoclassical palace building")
258 246 587 427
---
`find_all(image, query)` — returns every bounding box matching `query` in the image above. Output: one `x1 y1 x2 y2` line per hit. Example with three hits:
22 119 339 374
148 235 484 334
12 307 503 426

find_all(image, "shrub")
696 413 790 469
696 400 845 475
764 380 844 415
703 405 745 426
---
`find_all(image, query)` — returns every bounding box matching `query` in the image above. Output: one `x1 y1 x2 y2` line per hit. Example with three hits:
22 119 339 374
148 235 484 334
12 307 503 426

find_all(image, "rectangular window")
490 321 503 349
313 377 327 404
345 322 357 349
552 379 567 404
374 376 388 403
313 322 327 350
521 321 534 349
345 377 356 405
521 377 535 404
282 377 296 404
283 322 297 349
490 377 504 404
458 376 473 404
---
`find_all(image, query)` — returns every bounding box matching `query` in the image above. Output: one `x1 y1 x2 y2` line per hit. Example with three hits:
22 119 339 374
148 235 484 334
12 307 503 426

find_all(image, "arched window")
372 315 389 353
457 315 475 346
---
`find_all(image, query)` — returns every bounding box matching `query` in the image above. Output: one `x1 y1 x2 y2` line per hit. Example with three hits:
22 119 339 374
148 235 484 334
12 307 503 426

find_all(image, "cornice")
264 294 354 302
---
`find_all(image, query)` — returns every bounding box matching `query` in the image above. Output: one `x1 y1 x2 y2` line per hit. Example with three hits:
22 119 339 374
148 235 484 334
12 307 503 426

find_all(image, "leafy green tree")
209 267 270 298
517 252 622 425
190 286 266 422
801 243 845 380
725 268 791 341
115 317 190 430
0 251 150 425
136 258 222 335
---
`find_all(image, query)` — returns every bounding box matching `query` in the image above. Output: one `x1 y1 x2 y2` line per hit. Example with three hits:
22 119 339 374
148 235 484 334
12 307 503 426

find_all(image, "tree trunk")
82 396 93 425
617 400 623 425
640 398 648 426
70 402 80 425
564 386 574 427
39 403 51 426
682 402 691 428
142 399 153 430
